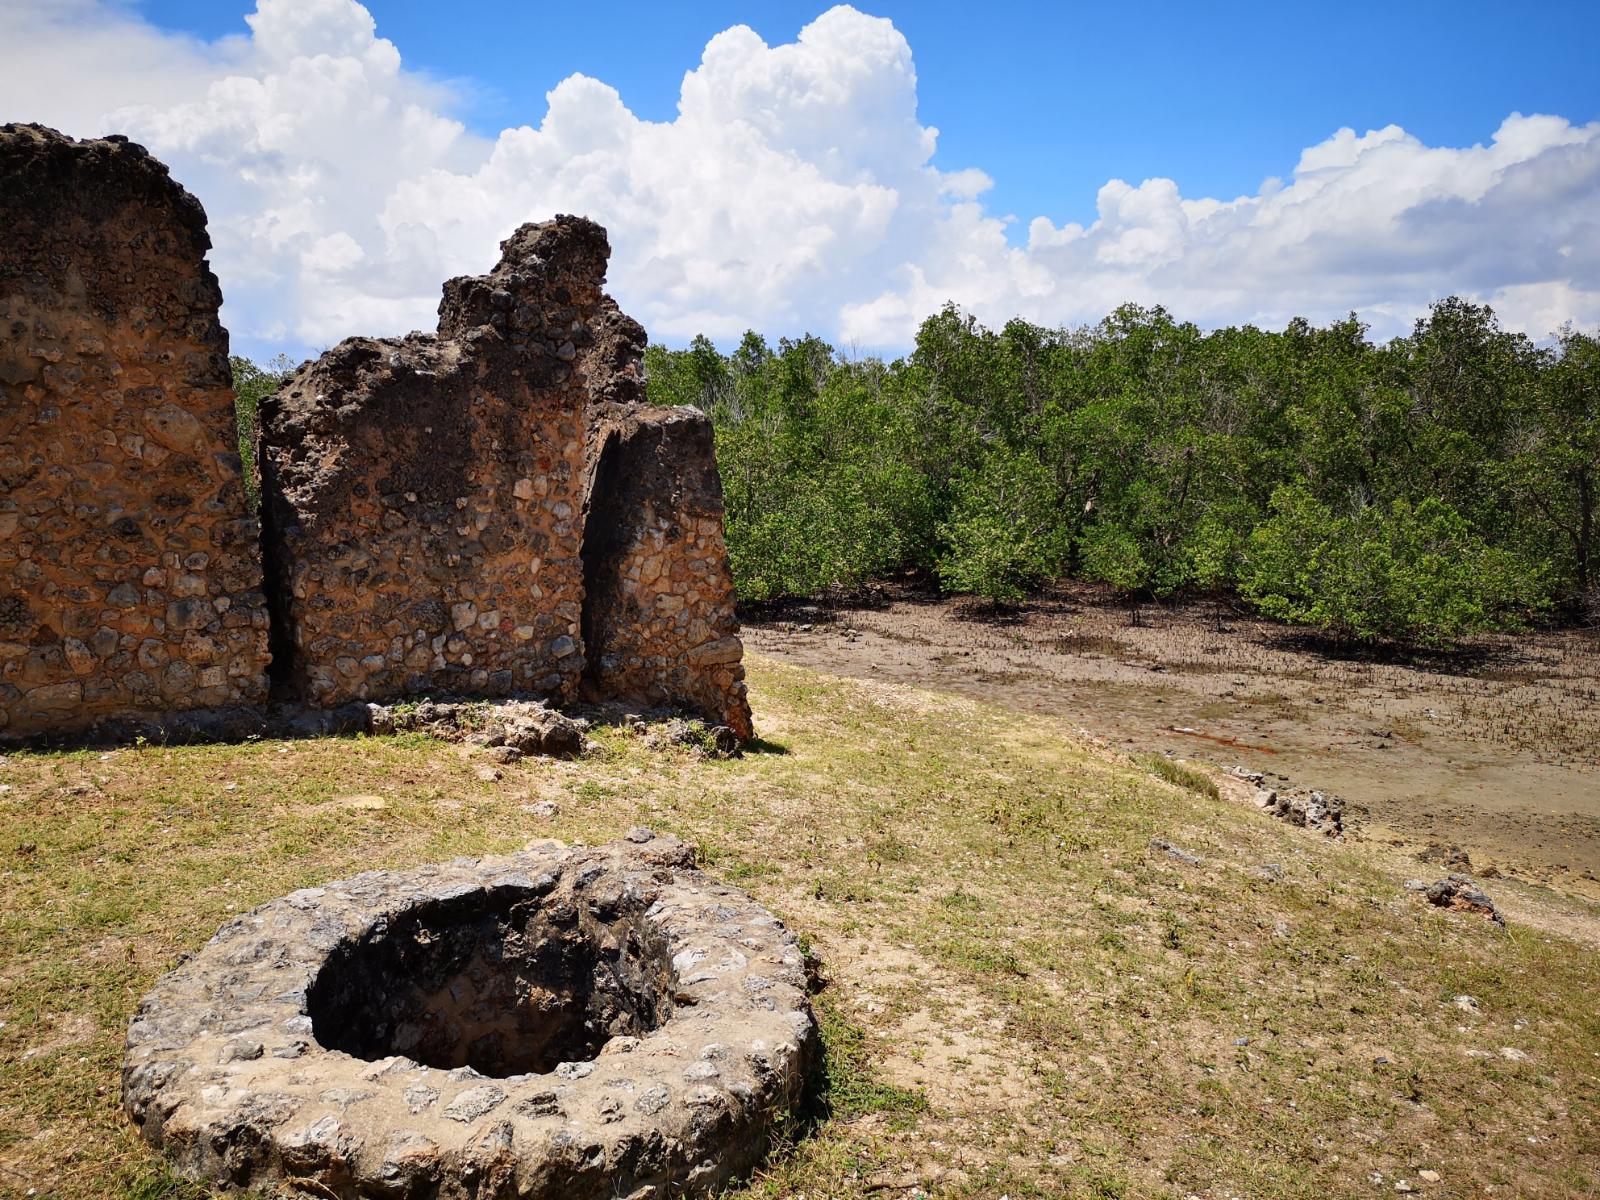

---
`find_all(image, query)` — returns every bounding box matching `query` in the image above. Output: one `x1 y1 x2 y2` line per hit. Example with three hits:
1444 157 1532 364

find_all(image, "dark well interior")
306 881 675 1077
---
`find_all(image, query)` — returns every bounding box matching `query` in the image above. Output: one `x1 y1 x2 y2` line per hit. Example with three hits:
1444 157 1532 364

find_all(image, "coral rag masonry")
579 295 753 739
0 124 271 739
257 219 604 708
1 127 751 742
122 833 816 1198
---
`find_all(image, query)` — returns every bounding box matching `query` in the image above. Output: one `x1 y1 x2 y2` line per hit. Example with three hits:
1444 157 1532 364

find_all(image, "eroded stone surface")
258 219 609 708
577 298 750 737
261 215 752 737
123 833 816 1198
0 124 270 739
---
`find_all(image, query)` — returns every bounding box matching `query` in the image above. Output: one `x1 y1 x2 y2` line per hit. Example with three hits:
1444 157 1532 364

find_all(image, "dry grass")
1 656 1597 1199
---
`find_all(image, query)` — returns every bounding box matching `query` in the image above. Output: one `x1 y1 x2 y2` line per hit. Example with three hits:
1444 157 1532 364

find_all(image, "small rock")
516 1091 561 1118
1149 837 1203 866
404 1084 437 1114
1418 1170 1441 1184
219 1039 263 1063
1423 874 1505 926
635 1084 670 1115
443 1084 506 1122
475 765 502 783
1266 786 1351 836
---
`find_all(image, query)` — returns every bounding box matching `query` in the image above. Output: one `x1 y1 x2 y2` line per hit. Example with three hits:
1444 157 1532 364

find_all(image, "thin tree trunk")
1578 471 1594 596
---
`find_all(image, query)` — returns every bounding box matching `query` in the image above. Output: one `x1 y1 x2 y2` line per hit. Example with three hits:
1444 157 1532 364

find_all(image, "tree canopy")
643 300 1599 645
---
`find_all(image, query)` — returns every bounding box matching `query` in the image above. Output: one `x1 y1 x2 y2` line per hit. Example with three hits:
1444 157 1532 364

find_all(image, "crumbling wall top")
0 124 212 283
256 216 618 707
436 215 613 344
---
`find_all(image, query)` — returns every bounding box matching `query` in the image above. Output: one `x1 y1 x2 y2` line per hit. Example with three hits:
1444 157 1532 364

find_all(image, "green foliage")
936 450 1070 600
648 334 938 600
1242 487 1548 646
1141 755 1221 801
228 352 294 506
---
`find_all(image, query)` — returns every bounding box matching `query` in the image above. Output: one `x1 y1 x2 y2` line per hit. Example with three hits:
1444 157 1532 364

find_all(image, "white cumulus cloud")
1 0 1596 357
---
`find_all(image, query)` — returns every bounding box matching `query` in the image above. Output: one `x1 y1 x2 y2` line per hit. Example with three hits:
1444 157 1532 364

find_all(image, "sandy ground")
744 585 1600 901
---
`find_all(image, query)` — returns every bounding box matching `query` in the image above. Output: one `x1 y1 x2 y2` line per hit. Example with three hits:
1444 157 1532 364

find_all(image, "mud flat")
745 584 1600 900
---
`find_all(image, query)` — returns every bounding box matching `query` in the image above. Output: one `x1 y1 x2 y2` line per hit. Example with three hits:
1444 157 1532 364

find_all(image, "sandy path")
744 588 1600 900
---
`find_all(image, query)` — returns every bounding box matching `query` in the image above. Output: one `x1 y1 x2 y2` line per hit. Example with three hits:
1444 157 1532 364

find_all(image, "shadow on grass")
756 975 931 1182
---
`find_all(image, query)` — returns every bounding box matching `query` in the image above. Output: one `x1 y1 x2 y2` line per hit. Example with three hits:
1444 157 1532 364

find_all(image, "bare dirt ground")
744 584 1600 901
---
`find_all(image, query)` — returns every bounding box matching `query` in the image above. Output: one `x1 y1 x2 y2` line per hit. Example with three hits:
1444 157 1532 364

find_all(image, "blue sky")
131 0 1600 235
5 1 1598 356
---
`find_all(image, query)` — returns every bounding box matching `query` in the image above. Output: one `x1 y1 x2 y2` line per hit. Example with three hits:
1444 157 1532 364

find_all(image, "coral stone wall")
257 219 608 706
580 299 753 738
0 125 270 740
583 408 753 738
3 125 753 740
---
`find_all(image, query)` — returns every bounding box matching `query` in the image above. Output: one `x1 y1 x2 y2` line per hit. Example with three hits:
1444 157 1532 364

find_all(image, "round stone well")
122 832 816 1198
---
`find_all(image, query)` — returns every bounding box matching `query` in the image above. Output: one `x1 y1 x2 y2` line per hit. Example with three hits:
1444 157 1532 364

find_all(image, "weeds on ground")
1140 754 1221 800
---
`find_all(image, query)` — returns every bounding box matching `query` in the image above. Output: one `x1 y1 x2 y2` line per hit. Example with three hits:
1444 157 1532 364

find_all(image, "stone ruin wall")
255 220 607 708
2 125 750 741
580 304 753 738
0 125 270 740
260 217 750 731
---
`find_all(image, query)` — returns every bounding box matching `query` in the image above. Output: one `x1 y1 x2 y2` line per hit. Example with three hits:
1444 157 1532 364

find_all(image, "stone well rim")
122 832 816 1198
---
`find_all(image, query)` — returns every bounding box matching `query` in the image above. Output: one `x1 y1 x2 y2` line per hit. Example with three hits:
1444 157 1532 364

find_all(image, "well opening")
305 883 673 1077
